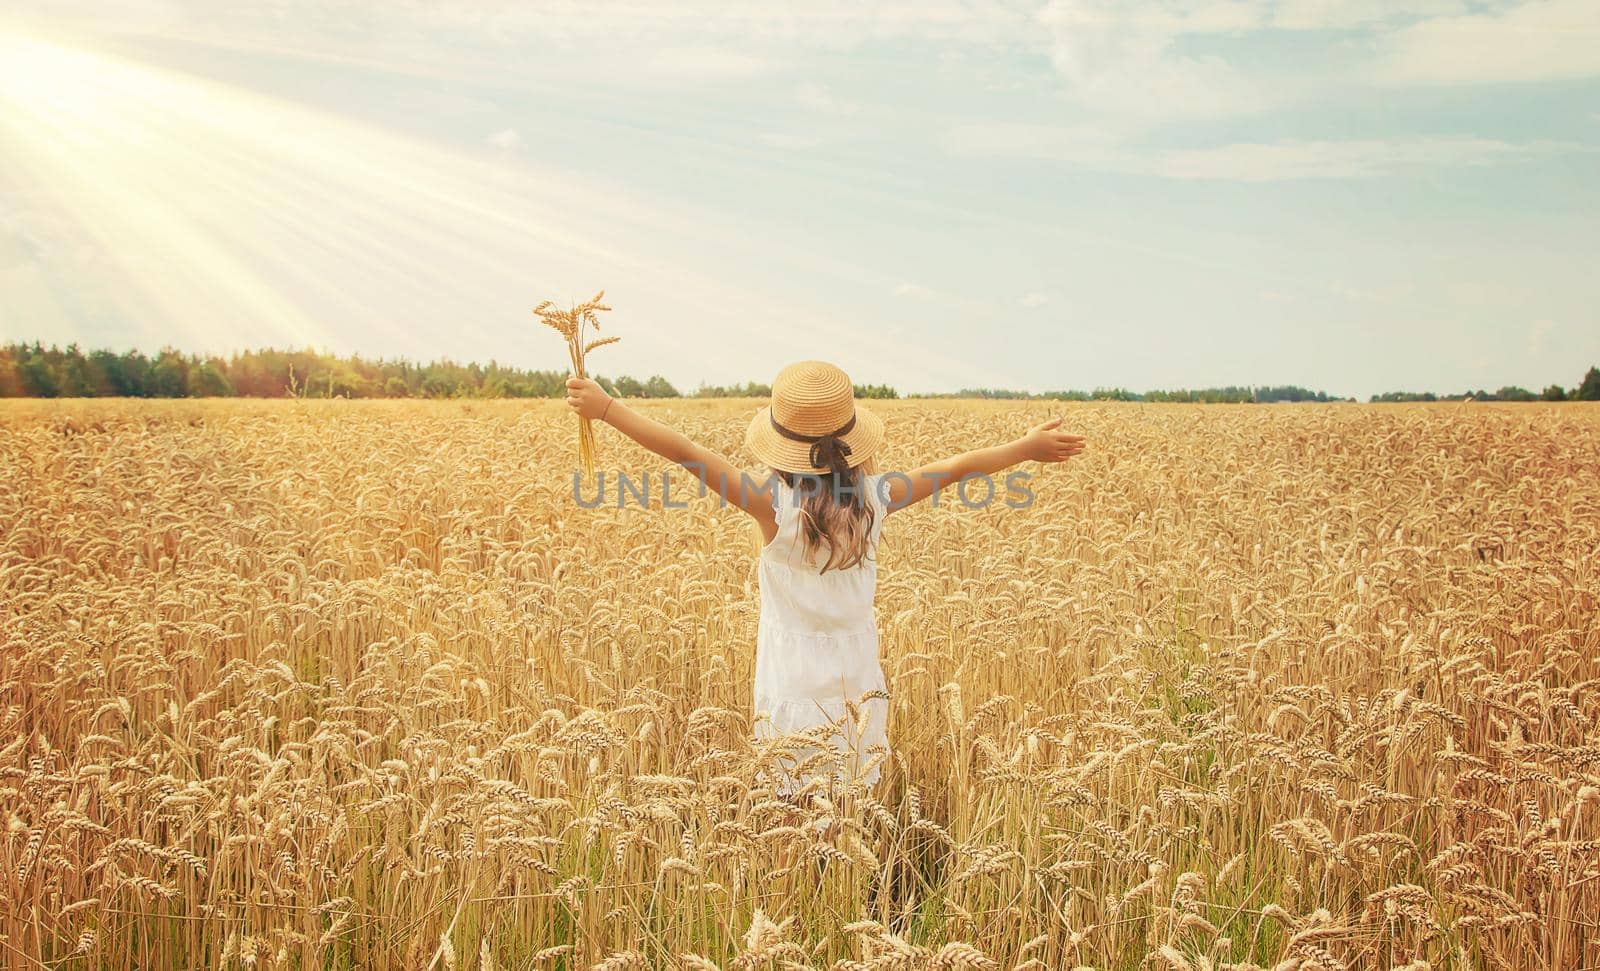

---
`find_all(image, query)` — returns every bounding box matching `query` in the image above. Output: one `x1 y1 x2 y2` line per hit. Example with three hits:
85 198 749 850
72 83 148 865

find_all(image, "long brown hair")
776 461 876 573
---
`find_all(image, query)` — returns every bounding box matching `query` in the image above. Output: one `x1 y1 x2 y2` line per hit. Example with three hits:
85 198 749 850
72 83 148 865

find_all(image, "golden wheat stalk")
534 290 618 474
3 397 1595 968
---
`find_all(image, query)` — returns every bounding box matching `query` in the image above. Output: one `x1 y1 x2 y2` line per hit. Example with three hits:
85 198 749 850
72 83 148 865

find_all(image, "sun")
0 32 112 115
0 28 346 347
0 24 897 379
0 25 642 357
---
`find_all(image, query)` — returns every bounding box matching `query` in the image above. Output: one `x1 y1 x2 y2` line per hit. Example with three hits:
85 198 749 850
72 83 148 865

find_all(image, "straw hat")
745 361 885 474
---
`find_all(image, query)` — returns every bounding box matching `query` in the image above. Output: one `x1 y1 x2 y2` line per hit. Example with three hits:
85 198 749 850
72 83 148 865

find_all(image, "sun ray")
0 28 1006 388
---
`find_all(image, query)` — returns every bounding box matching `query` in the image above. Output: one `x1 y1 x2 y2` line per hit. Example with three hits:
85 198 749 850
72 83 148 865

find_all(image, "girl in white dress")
565 361 1085 795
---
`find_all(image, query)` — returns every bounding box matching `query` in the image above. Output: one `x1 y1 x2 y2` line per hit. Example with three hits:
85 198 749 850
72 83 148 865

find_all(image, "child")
565 361 1084 795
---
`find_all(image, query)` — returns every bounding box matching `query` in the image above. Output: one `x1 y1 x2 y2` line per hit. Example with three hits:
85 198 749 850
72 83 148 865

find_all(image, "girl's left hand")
565 376 612 420
1021 417 1086 463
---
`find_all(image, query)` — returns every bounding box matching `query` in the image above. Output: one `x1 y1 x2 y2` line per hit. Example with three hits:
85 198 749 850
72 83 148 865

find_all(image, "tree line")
1369 369 1600 402
0 343 900 401
2 343 1596 403
931 385 1343 403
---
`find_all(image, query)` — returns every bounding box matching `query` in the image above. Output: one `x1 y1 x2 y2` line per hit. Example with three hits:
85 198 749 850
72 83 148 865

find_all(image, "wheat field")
2 398 1597 970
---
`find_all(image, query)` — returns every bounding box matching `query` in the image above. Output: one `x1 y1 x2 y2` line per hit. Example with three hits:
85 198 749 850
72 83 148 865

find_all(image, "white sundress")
753 473 892 795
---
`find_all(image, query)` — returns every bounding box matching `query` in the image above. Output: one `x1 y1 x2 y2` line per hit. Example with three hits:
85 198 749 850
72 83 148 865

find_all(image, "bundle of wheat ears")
535 291 618 474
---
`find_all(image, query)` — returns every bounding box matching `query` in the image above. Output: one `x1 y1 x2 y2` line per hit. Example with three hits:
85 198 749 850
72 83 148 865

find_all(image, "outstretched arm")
883 417 1084 512
566 377 778 538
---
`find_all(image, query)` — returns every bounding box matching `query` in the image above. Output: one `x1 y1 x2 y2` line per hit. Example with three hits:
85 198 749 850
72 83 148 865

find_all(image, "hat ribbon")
770 411 856 472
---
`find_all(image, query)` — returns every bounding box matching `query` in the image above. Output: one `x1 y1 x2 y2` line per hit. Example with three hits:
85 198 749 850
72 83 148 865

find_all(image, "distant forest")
2 343 1597 403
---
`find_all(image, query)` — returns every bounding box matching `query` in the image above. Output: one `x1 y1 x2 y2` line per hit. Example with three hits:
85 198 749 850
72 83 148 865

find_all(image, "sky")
0 1 1597 399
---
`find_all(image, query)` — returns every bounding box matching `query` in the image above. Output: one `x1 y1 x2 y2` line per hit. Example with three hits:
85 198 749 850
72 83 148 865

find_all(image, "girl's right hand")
1020 417 1086 463
565 376 613 420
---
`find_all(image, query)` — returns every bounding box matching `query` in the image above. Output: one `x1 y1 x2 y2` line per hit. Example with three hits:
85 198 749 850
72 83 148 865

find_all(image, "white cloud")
644 46 774 82
1268 0 1473 31
1020 292 1051 307
893 282 935 299
1035 1 1269 118
1029 0 1599 118
941 122 1119 164
1151 137 1563 180
19 0 1595 131
796 82 860 115
759 132 822 151
1379 0 1600 85
486 128 520 150
944 126 1575 180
